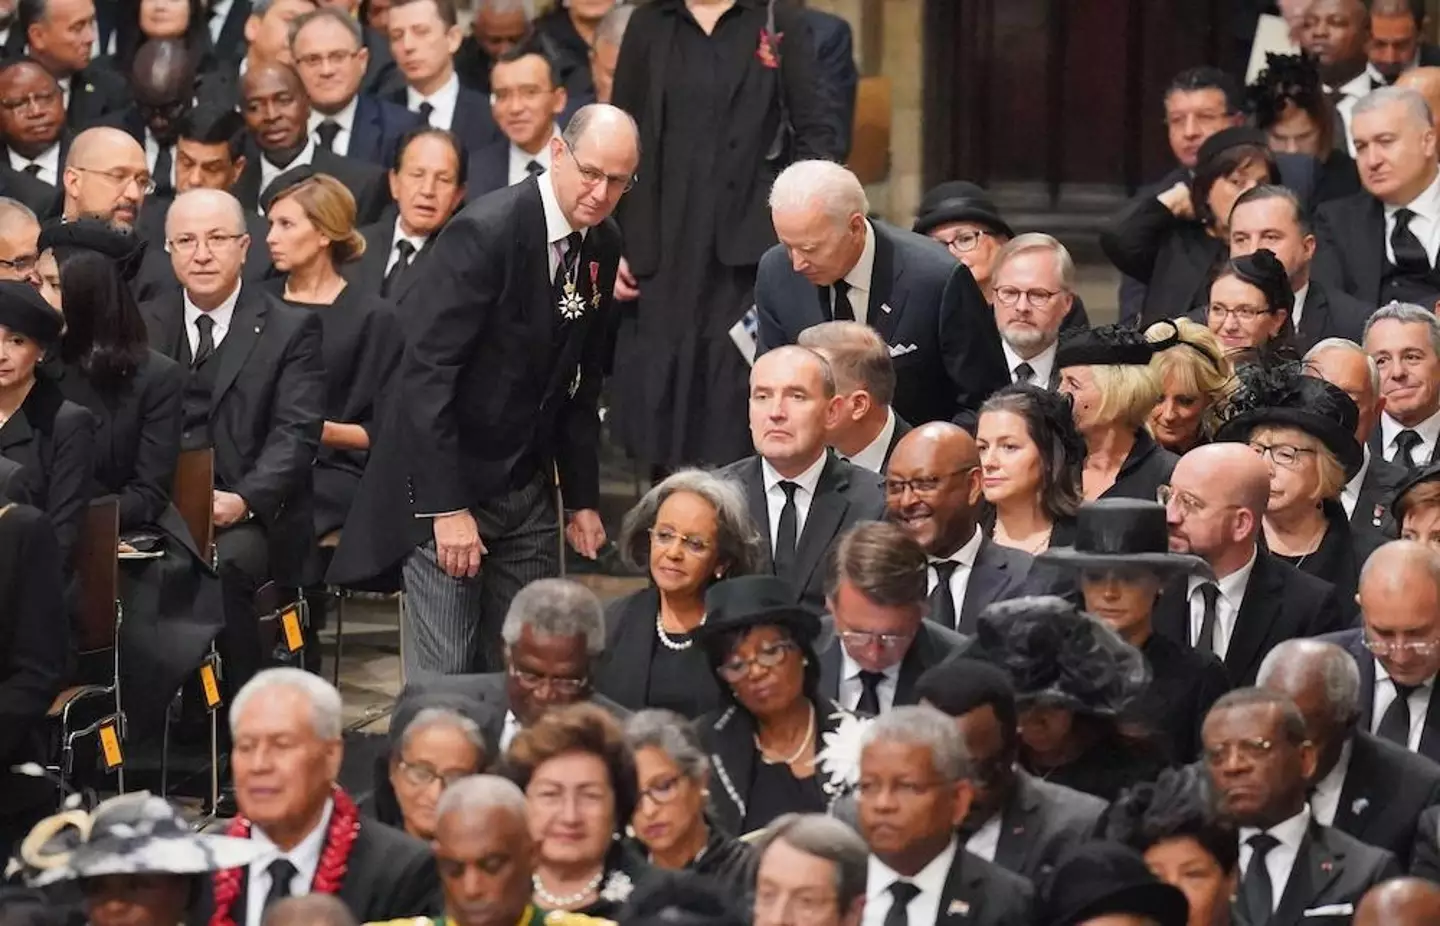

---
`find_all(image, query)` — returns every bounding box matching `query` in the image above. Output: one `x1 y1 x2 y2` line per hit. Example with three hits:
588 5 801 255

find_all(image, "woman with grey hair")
363 691 490 840
594 469 762 718
624 710 755 895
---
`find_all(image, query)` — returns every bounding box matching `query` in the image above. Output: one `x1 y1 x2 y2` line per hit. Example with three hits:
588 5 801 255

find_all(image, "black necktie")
525 159 545 176
263 858 298 912
1396 429 1424 469
21 163 40 177
883 881 920 926
554 231 582 290
383 239 415 298
1013 361 1035 384
1378 679 1419 747
418 101 435 125
1240 834 1279 926
856 670 885 717
929 560 960 630
773 481 800 580
316 120 341 152
1392 208 1431 273
1195 582 1220 654
153 144 173 196
193 314 216 368
831 279 854 321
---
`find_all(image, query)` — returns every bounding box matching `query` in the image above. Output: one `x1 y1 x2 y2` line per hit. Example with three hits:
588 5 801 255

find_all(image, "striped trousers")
401 476 559 677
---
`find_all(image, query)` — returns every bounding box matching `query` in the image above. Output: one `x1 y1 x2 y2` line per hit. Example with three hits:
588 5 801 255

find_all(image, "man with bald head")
139 188 325 703
1258 638 1440 869
0 198 39 286
330 105 644 674
1356 878 1440 926
885 422 1051 632
431 775 536 926
1322 540 1440 764
1396 68 1440 132
126 39 197 199
61 126 149 230
1153 443 1350 685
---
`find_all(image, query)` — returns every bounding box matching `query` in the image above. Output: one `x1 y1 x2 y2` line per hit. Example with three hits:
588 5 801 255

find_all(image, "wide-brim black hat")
1391 462 1440 524
1037 499 1212 578
1040 842 1189 926
697 576 821 648
1214 362 1364 479
0 280 62 349
912 181 1015 238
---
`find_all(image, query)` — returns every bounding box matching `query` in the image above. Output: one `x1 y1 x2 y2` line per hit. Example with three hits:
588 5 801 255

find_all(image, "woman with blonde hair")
1145 317 1233 454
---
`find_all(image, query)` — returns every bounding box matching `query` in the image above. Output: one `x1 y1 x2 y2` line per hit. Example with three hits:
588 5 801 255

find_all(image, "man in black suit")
349 126 464 297
17 0 130 129
989 233 1076 389
1203 688 1401 926
140 188 325 700
453 0 529 93
886 423 1048 634
1259 638 1440 871
915 659 1107 884
384 0 500 155
329 105 636 675
291 8 422 168
755 161 1007 430
797 321 909 475
235 61 390 223
1156 443 1351 686
124 39 196 199
464 43 566 202
720 346 886 611
1363 302 1440 470
857 705 1034 926
202 669 441 926
0 196 40 286
817 522 964 715
0 58 63 213
1324 540 1440 763
1230 185 1373 352
208 0 253 67
1306 338 1407 537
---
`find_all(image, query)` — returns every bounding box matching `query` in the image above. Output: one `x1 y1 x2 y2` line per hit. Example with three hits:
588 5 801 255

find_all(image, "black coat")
1100 429 1179 503
816 615 965 710
594 586 723 718
1292 277 1373 353
1323 627 1440 764
1351 452 1406 538
1259 821 1400 926
210 0 252 65
233 146 391 225
947 537 1042 635
720 452 886 611
1101 194 1225 327
991 771 1107 883
347 94 425 168
755 221 1009 429
328 177 622 584
347 210 442 298
66 62 132 130
1330 730 1440 870
1137 630 1231 764
140 285 326 587
0 162 59 218
382 84 502 155
920 844 1034 926
612 0 842 276
1410 805 1440 880
1153 550 1351 686
465 137 512 202
0 375 96 570
1311 190 1436 307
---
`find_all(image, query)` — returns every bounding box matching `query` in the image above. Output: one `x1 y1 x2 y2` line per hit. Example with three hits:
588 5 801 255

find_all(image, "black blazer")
1410 805 1440 880
755 222 1009 429
347 94 425 168
1261 821 1400 926
66 62 132 130
816 615 965 711
140 285 326 586
1322 627 1440 764
1293 277 1373 353
346 210 442 297
926 845 1034 926
593 586 723 718
803 10 858 161
329 177 622 584
949 537 1040 634
0 375 96 569
992 771 1107 883
210 0 252 65
465 137 512 202
1351 452 1406 538
383 84 502 154
883 413 912 469
0 162 59 218
719 452 886 611
1330 730 1440 870
1153 550 1351 686
359 27 405 98
612 0 842 275
233 146 391 225
1100 194 1224 327
1312 191 1394 307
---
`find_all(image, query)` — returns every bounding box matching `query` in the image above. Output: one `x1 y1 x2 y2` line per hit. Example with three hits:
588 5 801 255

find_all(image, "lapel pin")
1351 797 1370 816
84 83 94 93
254 326 261 333
1321 860 1334 874
946 900 970 917
1011 825 1025 835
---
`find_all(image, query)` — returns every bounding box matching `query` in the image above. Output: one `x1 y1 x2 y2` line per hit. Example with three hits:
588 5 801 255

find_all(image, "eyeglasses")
1157 484 1232 518
935 229 988 255
0 90 60 112
561 138 636 193
167 232 247 256
396 759 472 790
71 166 157 195
1363 636 1440 656
0 252 38 274
1207 304 1274 323
649 526 713 556
994 286 1064 308
506 660 589 697
716 639 797 683
1247 441 1316 469
884 466 977 497
838 630 913 651
490 85 554 105
1203 737 1278 765
638 773 686 806
295 50 361 70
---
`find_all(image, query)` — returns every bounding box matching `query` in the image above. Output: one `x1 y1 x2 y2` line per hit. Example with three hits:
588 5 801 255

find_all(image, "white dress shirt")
183 283 241 356
761 453 828 552
964 816 1002 863
1384 170 1440 267
56 75 70 111
1332 71 1375 156
1290 283 1309 333
507 126 561 185
8 143 60 187
927 527 985 618
839 649 899 714
1309 738 1353 827
309 96 359 158
244 799 335 926
539 169 585 279
501 710 522 752
1186 547 1257 659
847 408 897 474
385 216 430 276
832 220 876 325
1341 445 1373 520
1372 661 1436 752
209 0 235 45
144 129 175 191
1380 407 1440 466
259 139 318 209
863 837 958 926
407 72 462 131
1001 339 1057 387
1238 805 1311 915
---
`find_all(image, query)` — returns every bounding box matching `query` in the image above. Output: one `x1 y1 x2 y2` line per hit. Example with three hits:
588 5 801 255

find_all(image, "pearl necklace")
655 611 704 651
532 869 604 909
755 703 816 765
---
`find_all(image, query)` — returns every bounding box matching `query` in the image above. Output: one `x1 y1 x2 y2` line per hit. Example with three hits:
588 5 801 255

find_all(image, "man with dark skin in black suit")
130 39 195 197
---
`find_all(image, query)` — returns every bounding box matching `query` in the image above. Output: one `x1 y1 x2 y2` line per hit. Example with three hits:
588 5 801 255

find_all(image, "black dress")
1100 430 1179 504
595 588 723 719
1135 630 1232 764
1024 731 1166 803
1269 500 1381 625
742 759 825 832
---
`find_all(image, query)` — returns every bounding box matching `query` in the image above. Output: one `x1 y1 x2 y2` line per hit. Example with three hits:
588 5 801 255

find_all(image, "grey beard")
1002 326 1056 357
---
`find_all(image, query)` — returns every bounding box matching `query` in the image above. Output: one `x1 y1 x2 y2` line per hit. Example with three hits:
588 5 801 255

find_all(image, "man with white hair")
426 776 536 926
205 668 441 926
755 160 1008 430
1363 302 1440 470
0 198 41 286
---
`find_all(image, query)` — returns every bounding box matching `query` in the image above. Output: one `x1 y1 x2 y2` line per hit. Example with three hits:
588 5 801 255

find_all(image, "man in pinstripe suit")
328 104 638 676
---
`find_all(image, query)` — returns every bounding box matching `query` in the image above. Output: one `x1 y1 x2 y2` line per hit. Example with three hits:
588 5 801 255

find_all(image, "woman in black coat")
609 0 842 469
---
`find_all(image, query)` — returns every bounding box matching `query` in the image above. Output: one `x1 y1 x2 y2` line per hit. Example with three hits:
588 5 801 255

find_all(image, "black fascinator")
1213 359 1363 477
37 218 147 283
1247 53 1325 130
1056 321 1178 369
1103 764 1238 870
1219 248 1294 313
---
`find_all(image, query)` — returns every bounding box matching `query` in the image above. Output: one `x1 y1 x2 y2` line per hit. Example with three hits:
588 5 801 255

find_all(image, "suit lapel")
742 459 774 571
211 290 266 412
234 157 262 210
1356 638 1378 732
936 846 983 924
819 636 843 704
1421 687 1440 758
1332 737 1371 834
1273 825 1343 926
1153 576 1191 647
868 224 901 341
1299 282 1333 345
792 455 850 594
957 539 1011 631
994 775 1040 875
895 629 934 704
1358 198 1386 305
1226 555 1281 681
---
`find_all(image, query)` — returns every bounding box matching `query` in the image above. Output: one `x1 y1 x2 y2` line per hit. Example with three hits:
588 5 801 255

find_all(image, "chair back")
848 75 892 185
172 448 215 562
75 496 120 653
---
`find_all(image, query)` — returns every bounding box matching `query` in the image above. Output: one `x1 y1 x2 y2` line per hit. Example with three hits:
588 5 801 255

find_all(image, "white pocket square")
888 343 918 358
1302 904 1354 917
880 302 893 314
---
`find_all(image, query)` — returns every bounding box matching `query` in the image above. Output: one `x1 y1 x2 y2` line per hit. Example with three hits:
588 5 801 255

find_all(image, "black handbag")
762 0 796 165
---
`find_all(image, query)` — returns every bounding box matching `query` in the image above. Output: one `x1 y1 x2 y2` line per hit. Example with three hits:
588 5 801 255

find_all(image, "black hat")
38 218 147 282
0 281 62 349
261 164 318 212
912 181 1015 238
1037 499 1212 578
697 576 821 647
1213 361 1364 479
1038 842 1189 926
1197 126 1270 167
1055 320 1178 369
1221 248 1294 313
1390 462 1440 525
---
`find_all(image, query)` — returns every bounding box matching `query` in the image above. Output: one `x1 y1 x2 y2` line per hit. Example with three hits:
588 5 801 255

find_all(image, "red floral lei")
209 786 361 926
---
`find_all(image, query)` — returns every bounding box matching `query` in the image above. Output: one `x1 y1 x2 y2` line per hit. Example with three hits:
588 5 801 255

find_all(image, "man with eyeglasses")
885 422 1054 634
1153 443 1349 685
465 44 566 201
0 58 65 218
0 197 40 286
312 0 405 97
291 7 421 167
1201 688 1398 926
753 813 869 926
816 522 963 717
59 125 151 230
988 234 1076 389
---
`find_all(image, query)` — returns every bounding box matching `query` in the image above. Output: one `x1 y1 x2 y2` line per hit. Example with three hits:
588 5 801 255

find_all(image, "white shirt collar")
390 214 428 254
247 795 335 922
183 281 242 334
407 71 461 126
1384 168 1440 218
260 138 317 205
762 450 829 499
1309 738 1353 827
866 836 958 907
250 797 334 861
940 525 984 568
509 125 561 177
840 648 900 685
310 94 359 135
844 220 877 295
1000 339 1057 386
1239 804 1311 856
539 168 582 242
1190 544 1258 598
847 408 897 474
1335 70 1374 100
1291 283 1309 331
7 142 60 184
1381 405 1440 457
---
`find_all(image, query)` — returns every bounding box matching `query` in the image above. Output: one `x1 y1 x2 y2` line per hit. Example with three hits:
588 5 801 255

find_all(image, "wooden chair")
847 75 893 186
172 448 215 566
